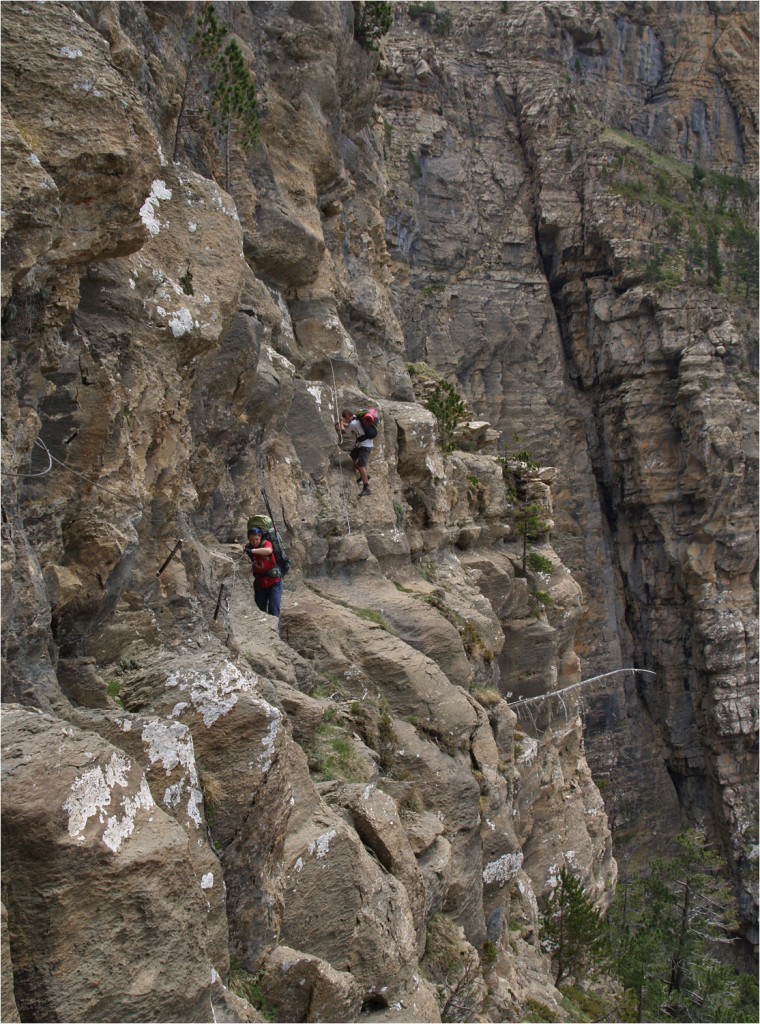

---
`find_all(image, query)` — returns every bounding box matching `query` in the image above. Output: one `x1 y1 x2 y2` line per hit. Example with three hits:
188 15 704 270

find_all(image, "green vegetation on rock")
353 1 394 50
599 127 758 298
426 379 468 453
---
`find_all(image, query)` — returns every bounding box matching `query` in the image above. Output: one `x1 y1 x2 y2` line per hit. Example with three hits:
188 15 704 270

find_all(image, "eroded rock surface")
1 1 756 1021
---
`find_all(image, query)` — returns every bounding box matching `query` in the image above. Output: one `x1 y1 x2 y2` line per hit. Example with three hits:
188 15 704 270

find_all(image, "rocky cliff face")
0 2 756 1021
379 0 758 944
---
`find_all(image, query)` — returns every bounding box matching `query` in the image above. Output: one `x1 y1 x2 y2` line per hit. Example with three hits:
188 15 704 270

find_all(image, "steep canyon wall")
379 0 758 940
0 2 757 1021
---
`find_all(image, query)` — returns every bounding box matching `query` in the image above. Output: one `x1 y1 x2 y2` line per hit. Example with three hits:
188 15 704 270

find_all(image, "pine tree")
609 829 755 1022
540 867 609 987
173 4 260 188
425 380 467 453
515 501 548 574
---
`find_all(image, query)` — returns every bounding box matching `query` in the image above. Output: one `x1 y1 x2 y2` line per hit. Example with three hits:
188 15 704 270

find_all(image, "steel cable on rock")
8 437 145 516
7 436 260 640
12 437 53 478
508 668 658 732
329 355 352 536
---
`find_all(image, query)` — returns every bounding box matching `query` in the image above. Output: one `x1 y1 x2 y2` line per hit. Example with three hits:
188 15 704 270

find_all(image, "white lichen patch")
73 80 103 97
102 778 154 853
516 734 539 767
307 829 337 859
275 294 296 339
163 781 184 810
142 719 197 777
140 179 172 236
63 752 155 853
324 313 357 358
483 851 523 886
258 706 281 774
186 787 203 826
60 46 82 58
211 192 239 219
167 308 195 338
306 383 325 409
201 872 214 889
165 660 256 728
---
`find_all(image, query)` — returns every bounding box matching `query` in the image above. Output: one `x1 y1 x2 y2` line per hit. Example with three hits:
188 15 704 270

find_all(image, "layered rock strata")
1 2 618 1020
0 2 756 1021
379 0 758 945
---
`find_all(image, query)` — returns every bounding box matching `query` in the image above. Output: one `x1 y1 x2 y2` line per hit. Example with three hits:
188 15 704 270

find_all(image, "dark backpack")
247 514 291 577
357 407 380 440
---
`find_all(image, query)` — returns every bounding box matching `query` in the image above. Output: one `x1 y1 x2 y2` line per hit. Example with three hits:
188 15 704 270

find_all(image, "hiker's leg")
355 447 370 486
267 581 283 618
254 586 268 613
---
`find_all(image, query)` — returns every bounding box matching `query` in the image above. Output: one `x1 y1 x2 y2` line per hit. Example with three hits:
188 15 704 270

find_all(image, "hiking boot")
359 485 371 497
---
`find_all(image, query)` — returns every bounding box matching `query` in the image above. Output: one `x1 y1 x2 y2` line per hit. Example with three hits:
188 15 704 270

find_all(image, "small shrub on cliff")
105 678 123 705
602 127 758 300
199 771 223 824
559 985 611 1022
350 696 397 771
229 959 275 1021
471 687 502 707
415 558 438 582
307 718 371 783
421 913 484 1022
353 1 394 50
355 607 395 632
514 502 550 573
480 939 498 965
426 379 467 453
523 998 560 1023
527 550 554 574
408 2 438 19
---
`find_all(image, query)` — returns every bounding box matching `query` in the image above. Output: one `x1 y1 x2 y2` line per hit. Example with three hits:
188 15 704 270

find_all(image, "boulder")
1 704 216 1023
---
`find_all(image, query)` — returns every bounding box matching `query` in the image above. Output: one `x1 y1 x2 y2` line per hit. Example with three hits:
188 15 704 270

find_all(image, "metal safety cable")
329 356 352 536
10 438 144 515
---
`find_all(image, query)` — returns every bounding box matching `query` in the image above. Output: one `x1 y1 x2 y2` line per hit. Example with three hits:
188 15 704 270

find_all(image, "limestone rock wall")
380 0 758 946
0 2 756 1022
0 2 614 1020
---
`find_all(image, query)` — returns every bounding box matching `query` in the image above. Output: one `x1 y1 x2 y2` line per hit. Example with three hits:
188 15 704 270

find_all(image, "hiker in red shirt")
244 528 283 618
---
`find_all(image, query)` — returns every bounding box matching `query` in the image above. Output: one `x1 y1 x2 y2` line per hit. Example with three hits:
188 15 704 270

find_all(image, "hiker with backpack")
337 407 378 498
244 527 283 618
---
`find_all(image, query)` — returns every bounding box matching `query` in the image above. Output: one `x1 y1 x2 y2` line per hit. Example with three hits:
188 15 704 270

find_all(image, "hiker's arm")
246 545 274 560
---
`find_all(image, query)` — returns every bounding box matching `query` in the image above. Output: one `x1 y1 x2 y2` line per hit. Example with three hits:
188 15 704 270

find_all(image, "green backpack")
246 514 291 577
